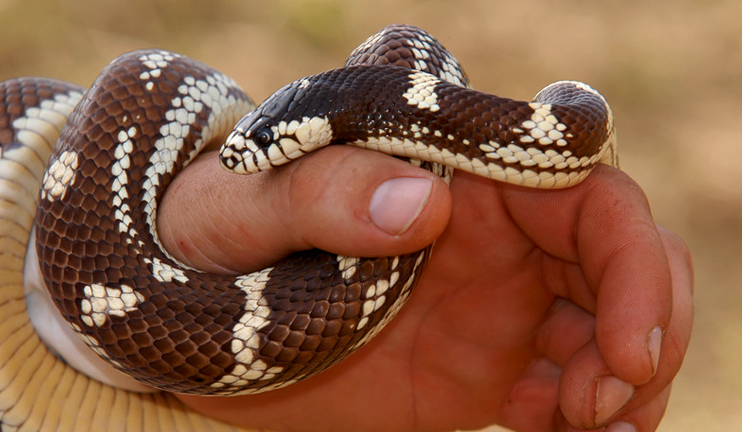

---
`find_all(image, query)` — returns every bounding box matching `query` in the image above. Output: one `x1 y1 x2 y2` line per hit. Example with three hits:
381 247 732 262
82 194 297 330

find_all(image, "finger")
498 359 670 432
653 226 694 383
158 146 452 273
502 166 674 385
595 224 693 409
535 298 595 367
605 384 672 432
497 358 561 432
557 384 671 432
558 231 692 430
558 324 686 430
558 339 632 429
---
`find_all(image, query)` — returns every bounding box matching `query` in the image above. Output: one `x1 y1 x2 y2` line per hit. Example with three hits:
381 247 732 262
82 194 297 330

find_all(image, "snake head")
219 79 334 174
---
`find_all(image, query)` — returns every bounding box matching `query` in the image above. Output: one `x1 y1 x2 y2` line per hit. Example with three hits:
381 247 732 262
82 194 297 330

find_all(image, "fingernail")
369 177 432 235
648 326 663 375
595 376 634 425
607 421 637 432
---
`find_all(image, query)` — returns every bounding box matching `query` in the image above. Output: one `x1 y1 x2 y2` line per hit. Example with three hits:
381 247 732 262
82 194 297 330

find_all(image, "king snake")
1 25 616 398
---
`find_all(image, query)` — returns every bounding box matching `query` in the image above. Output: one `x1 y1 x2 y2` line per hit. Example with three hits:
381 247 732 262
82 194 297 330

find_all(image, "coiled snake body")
3 25 616 397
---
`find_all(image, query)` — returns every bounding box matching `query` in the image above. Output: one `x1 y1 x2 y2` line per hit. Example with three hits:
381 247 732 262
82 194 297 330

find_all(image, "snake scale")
1 25 616 397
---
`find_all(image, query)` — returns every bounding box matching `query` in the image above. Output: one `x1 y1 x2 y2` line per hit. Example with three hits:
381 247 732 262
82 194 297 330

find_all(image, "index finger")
501 165 674 385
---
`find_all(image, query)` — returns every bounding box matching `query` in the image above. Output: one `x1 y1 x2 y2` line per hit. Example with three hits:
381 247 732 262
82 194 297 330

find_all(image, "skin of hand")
158 145 693 432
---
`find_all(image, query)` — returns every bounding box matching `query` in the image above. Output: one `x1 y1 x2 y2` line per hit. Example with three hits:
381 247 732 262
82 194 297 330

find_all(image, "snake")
0 23 616 410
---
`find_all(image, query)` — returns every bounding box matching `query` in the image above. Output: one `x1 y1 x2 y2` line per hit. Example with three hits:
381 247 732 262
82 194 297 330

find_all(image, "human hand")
160 146 693 432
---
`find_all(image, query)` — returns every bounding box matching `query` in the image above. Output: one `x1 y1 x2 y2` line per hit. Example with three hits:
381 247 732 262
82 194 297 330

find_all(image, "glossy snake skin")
4 25 615 400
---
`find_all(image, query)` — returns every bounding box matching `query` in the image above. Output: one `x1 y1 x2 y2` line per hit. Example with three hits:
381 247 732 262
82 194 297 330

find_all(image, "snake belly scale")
5 24 616 398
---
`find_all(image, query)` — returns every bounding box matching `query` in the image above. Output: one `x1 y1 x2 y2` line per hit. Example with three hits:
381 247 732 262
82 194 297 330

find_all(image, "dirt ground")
1 0 739 430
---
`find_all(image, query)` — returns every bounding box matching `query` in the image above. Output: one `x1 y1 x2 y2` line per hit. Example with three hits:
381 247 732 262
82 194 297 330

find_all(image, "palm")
180 168 632 431
388 171 560 431
174 156 690 432
312 170 583 431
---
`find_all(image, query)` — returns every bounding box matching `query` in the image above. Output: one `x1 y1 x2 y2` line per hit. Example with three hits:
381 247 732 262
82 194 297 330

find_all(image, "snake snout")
220 112 279 173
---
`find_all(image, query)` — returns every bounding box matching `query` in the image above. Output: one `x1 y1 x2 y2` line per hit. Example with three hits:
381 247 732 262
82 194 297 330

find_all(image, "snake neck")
223 64 613 189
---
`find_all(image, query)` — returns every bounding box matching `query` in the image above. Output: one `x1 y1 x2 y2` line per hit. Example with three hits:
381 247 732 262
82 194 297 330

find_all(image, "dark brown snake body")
1 25 616 396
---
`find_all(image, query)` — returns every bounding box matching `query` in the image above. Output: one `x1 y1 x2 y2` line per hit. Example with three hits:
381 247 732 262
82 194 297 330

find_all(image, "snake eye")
253 127 274 147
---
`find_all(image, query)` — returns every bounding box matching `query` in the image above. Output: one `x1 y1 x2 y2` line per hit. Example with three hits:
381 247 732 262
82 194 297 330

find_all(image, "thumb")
158 146 452 274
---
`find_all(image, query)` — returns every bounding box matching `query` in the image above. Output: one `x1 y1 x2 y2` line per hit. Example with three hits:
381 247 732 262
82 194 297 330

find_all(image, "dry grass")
1 0 740 430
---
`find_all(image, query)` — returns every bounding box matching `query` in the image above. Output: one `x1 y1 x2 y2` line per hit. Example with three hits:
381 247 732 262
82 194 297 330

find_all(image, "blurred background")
0 0 739 430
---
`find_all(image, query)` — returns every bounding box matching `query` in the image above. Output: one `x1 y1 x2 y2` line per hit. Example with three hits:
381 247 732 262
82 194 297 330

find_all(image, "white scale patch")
350 30 386 59
40 149 79 201
463 101 601 188
223 116 332 174
211 267 287 393
269 117 331 165
518 103 569 147
353 136 491 177
403 72 441 112
10 90 83 167
334 255 403 331
406 37 432 73
137 51 174 92
112 127 137 238
353 135 591 188
405 37 466 87
145 256 189 284
79 283 145 327
352 252 424 348
135 53 252 268
5 82 82 201
337 255 360 280
297 78 311 89
9 89 84 204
